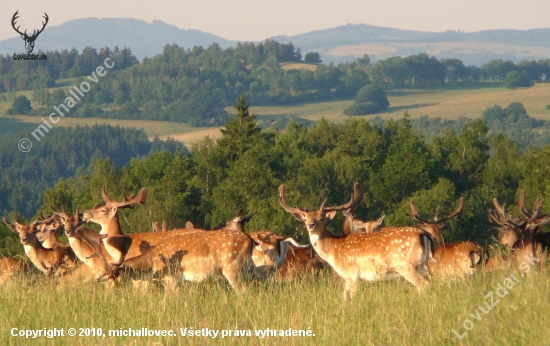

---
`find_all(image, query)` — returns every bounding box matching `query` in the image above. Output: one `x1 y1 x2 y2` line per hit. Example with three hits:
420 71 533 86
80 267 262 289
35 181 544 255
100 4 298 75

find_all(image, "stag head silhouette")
12 11 49 54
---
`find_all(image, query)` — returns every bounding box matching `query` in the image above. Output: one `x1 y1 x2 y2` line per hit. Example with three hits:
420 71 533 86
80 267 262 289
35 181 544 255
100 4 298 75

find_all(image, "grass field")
1 267 549 345
327 41 550 61
2 83 550 145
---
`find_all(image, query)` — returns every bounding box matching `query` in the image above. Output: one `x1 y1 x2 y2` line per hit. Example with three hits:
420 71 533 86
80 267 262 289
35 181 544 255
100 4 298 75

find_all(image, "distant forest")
0 124 182 218
1 40 550 126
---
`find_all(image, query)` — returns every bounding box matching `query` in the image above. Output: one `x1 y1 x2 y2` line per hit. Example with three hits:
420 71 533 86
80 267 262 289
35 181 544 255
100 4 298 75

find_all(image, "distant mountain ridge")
1 19 550 65
271 24 550 65
0 18 236 59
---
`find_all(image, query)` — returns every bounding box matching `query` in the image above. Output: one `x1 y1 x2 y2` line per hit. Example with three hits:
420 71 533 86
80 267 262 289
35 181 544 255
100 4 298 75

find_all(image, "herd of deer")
1 183 549 300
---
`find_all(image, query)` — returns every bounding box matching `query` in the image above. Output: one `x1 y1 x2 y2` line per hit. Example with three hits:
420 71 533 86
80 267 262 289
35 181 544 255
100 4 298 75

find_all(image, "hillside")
0 18 236 59
271 24 550 65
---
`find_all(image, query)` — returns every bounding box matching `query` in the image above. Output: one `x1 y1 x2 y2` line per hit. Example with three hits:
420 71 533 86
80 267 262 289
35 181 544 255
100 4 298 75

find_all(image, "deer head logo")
11 11 49 54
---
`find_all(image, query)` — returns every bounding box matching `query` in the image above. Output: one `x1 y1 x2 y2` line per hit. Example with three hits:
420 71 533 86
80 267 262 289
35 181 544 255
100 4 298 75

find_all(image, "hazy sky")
2 0 549 42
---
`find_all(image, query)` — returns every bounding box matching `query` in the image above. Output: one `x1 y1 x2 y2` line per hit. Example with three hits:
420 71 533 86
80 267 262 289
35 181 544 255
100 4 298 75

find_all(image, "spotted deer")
122 210 258 292
407 197 485 278
0 257 28 285
3 217 76 276
273 244 327 282
489 196 550 270
83 187 203 260
279 183 434 300
50 205 132 282
249 231 309 279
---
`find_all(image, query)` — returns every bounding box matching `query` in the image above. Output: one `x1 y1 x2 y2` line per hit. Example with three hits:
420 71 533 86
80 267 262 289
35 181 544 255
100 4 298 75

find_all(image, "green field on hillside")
2 83 549 145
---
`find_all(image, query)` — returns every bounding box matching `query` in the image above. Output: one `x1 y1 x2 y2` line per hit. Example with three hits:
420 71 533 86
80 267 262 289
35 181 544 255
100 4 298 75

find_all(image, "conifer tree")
219 94 261 161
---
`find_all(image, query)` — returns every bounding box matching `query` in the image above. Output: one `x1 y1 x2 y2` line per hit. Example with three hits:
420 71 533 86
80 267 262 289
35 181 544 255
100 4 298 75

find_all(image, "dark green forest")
2 96 549 258
2 40 550 126
0 125 182 220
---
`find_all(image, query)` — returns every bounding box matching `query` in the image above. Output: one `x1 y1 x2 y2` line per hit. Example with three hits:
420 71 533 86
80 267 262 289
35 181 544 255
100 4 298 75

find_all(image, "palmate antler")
279 183 364 215
101 187 147 209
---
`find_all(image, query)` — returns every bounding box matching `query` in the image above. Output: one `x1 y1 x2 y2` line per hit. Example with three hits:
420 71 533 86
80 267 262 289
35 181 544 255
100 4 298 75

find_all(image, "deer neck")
100 216 124 236
23 235 50 272
306 226 338 263
41 232 59 249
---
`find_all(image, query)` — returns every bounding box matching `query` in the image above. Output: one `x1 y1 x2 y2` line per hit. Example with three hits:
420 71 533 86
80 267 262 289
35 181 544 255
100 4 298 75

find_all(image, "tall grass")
1 268 549 345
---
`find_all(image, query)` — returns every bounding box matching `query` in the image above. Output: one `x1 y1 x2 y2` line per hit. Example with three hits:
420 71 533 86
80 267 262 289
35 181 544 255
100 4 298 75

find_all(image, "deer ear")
110 207 118 216
324 210 337 220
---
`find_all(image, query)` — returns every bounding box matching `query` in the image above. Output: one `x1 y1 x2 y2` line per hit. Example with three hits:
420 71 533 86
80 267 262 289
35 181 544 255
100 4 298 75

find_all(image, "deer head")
279 183 364 242
82 187 147 235
249 231 308 278
407 197 464 245
11 11 49 54
3 217 38 245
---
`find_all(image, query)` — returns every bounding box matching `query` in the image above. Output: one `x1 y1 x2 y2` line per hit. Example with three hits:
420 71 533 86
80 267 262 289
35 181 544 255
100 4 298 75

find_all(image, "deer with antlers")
341 189 385 235
121 210 258 292
279 182 434 300
489 193 550 270
11 11 49 54
407 197 486 278
49 206 132 283
3 217 75 276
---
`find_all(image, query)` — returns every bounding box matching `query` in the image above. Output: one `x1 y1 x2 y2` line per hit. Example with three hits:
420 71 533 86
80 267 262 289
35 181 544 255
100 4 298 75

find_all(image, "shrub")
343 102 381 115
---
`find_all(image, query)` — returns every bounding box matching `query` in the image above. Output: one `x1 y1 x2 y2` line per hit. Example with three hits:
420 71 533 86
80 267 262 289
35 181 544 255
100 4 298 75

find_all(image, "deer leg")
395 264 428 293
163 276 178 292
222 268 245 293
343 278 357 301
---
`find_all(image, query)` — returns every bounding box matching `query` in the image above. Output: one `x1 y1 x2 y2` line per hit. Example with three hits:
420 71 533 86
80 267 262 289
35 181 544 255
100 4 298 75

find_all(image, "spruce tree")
219 94 261 161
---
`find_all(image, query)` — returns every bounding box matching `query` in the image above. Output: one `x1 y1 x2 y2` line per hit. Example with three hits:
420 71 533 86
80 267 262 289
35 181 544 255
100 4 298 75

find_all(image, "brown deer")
50 206 132 283
273 245 327 282
3 217 75 276
407 197 486 278
341 188 385 234
279 183 434 300
489 197 550 270
121 210 258 291
0 257 28 285
83 187 203 260
248 231 309 279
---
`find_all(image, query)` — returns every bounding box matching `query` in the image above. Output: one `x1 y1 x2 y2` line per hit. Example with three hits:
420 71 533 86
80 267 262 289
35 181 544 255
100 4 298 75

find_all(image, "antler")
435 197 464 224
278 185 305 215
101 187 147 209
409 197 463 225
324 183 364 212
11 11 24 36
35 13 49 37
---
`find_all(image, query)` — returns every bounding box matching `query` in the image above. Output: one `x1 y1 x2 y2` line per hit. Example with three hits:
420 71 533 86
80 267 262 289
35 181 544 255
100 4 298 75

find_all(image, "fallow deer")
273 244 327 282
50 206 132 283
489 197 550 270
279 183 434 300
341 188 385 234
407 197 485 278
83 187 201 260
249 231 309 279
122 210 258 292
0 257 28 285
3 217 75 276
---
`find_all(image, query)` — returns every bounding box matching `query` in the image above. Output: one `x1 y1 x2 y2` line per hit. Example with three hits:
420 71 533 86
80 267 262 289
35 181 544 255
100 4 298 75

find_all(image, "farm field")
1 268 549 345
2 83 549 145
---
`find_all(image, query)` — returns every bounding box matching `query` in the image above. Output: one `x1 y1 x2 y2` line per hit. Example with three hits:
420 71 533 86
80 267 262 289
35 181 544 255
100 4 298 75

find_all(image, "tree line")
3 40 550 126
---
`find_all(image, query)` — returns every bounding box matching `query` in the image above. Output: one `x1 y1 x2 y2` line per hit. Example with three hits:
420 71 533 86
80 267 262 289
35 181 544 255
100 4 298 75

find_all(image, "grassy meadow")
1 266 550 345
1 83 550 146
